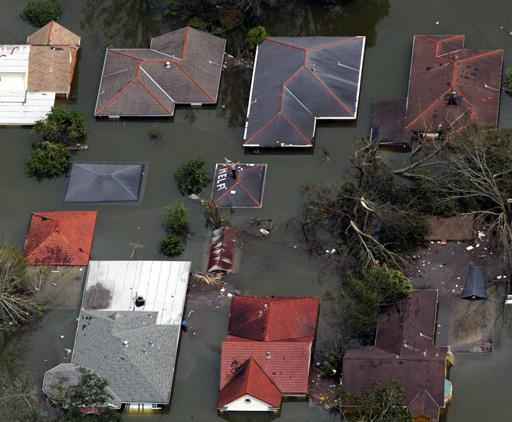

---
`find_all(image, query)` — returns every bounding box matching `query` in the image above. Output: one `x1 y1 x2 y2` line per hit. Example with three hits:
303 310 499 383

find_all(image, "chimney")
447 89 460 105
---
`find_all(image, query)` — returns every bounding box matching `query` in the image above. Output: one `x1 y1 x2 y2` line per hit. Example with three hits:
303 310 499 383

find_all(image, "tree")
34 107 86 146
340 266 412 344
174 156 210 195
0 244 40 330
504 68 512 94
26 141 71 180
160 235 185 257
163 203 189 237
328 381 413 422
245 26 268 52
21 0 61 27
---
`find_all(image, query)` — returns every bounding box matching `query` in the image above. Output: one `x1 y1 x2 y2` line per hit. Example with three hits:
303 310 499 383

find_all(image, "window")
244 398 252 404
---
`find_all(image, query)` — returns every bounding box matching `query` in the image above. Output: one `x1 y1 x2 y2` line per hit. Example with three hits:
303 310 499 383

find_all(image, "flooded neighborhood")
1 0 512 421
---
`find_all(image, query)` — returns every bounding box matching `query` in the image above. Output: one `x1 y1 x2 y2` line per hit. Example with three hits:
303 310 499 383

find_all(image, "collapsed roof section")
371 35 503 147
94 27 226 118
243 36 366 148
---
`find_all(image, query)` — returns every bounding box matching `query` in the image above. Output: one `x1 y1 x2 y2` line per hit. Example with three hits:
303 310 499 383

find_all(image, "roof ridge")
267 37 305 51
174 61 214 102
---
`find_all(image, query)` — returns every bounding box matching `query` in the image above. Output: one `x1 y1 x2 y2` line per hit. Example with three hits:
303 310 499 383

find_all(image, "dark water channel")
1 0 512 420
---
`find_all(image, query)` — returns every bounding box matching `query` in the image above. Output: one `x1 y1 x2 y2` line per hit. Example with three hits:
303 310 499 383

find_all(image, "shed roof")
24 211 97 266
94 27 225 117
64 163 144 203
228 296 319 341
217 358 281 408
43 260 191 406
461 263 487 300
243 36 365 148
27 21 81 47
371 35 503 147
207 226 237 273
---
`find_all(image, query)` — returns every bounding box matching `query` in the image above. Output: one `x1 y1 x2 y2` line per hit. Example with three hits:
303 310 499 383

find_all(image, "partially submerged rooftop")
0 21 80 125
218 296 320 411
24 211 97 266
94 26 226 118
371 35 503 147
43 260 191 408
343 290 452 422
64 163 145 203
243 36 365 148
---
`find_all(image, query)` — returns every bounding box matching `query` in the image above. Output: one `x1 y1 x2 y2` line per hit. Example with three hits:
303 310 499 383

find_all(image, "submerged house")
94 27 226 118
217 296 319 412
371 35 503 147
0 21 80 125
342 290 454 422
43 260 191 411
243 36 366 148
24 211 97 266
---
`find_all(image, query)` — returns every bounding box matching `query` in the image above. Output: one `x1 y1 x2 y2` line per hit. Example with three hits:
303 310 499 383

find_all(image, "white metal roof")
0 91 54 125
84 260 191 326
0 45 30 74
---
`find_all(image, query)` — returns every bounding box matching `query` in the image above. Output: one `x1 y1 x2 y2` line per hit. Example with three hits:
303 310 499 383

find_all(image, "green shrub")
504 68 512 94
319 350 342 379
26 141 70 180
164 203 189 237
21 0 61 27
149 126 163 142
34 107 86 146
245 26 268 53
160 235 185 257
174 156 209 195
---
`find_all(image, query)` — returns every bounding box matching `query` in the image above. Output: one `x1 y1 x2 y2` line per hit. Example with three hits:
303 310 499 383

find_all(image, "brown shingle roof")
27 21 81 47
371 35 503 147
342 290 450 422
94 27 226 117
27 46 76 94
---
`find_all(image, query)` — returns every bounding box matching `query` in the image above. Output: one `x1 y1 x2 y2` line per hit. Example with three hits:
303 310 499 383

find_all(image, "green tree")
245 26 268 52
164 203 189 237
0 244 40 330
341 266 411 344
174 156 210 195
34 107 86 146
26 141 71 180
21 0 61 27
160 235 185 257
504 68 512 94
328 381 413 422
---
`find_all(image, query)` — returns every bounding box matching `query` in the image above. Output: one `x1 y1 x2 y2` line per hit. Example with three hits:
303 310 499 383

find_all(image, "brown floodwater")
1 0 512 420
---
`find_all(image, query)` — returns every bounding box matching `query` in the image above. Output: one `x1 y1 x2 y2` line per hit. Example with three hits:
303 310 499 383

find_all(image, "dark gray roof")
95 27 226 117
69 310 180 405
243 36 365 148
461 263 487 300
64 163 144 203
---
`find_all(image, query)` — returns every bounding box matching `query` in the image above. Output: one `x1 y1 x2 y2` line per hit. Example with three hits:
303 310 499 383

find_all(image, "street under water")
1 0 512 420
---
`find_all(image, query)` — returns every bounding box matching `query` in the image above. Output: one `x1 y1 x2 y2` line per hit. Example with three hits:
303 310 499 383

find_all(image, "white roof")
84 260 191 326
0 45 29 73
0 91 54 125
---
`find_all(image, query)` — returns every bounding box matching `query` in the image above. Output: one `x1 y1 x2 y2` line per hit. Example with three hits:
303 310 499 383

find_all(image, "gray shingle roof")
64 163 144 203
244 36 365 148
95 27 226 117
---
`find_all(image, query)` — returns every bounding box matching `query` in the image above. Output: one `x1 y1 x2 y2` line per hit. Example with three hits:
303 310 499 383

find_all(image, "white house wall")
222 394 277 412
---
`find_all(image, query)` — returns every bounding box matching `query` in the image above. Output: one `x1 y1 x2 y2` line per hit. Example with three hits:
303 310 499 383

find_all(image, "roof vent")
135 296 145 307
165 61 171 68
266 351 272 359
447 89 460 105
123 340 129 347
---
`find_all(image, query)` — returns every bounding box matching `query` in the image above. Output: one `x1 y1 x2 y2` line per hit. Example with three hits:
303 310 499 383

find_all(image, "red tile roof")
228 296 319 341
220 336 313 395
24 211 97 266
217 357 281 408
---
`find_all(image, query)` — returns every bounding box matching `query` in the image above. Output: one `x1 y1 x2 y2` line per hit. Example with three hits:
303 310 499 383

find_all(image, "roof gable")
24 211 97 266
217 358 281 408
27 21 81 47
228 296 319 341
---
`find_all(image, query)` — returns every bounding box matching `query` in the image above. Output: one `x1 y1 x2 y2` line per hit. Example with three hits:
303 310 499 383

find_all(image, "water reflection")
81 0 169 47
261 0 390 47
